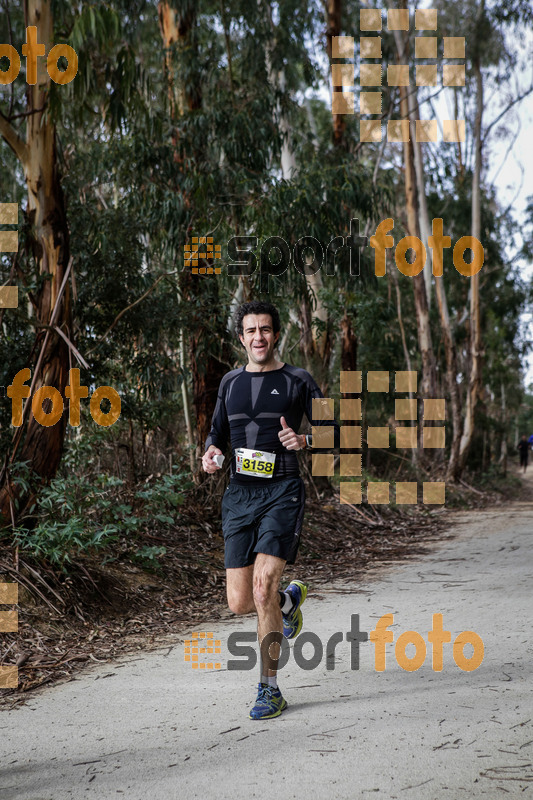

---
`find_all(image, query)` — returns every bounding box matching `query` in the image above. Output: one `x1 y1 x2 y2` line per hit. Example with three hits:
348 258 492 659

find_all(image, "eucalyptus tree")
0 0 141 520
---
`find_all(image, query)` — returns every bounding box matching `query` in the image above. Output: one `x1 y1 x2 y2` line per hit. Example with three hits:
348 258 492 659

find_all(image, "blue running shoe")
282 580 308 639
249 683 287 720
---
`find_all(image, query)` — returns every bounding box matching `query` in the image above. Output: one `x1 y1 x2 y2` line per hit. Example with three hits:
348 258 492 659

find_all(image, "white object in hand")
213 454 225 468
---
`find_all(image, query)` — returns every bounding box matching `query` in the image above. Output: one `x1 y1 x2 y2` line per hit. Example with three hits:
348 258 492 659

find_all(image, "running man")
517 434 530 474
202 301 338 720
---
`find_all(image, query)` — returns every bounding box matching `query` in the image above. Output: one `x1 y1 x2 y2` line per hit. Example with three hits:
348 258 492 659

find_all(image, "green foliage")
132 545 167 570
7 467 193 573
135 469 194 520
10 474 122 570
1 0 532 573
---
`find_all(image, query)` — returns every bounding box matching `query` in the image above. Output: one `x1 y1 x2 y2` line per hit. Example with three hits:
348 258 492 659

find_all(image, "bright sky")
433 53 533 385
421 4 533 388
308 4 533 387
486 91 533 386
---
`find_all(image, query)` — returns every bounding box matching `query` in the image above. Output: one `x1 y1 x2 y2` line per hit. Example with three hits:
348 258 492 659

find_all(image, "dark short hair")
234 301 281 337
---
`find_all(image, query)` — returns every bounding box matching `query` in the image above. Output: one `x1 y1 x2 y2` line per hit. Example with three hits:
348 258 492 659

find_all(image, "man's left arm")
303 375 340 450
277 374 340 451
278 415 306 451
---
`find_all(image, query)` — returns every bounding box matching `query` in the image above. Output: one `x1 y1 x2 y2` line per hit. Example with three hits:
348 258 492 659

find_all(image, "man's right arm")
202 378 230 473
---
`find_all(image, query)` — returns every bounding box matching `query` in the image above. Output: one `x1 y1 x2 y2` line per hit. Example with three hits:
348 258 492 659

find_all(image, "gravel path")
1 475 532 799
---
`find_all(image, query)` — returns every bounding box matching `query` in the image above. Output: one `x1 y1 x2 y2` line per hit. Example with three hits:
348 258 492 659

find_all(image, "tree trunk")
458 1 485 472
325 0 346 147
397 91 436 400
264 1 331 382
438 281 463 481
391 268 417 466
499 382 507 476
178 329 195 475
340 309 357 373
0 0 71 523
393 25 432 306
158 1 230 476
404 73 462 478
394 4 436 406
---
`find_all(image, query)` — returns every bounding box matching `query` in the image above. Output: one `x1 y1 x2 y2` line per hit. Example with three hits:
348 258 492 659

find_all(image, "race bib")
235 448 276 478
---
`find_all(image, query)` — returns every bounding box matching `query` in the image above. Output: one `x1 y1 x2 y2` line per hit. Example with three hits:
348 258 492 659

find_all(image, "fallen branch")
332 496 379 526
459 478 485 497
0 558 62 615
18 558 66 607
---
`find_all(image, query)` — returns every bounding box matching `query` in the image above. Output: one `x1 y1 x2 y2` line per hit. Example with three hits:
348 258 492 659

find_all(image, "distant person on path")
517 434 530 473
202 300 338 720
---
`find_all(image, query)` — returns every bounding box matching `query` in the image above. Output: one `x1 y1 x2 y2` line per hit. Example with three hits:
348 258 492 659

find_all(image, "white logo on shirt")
271 389 279 395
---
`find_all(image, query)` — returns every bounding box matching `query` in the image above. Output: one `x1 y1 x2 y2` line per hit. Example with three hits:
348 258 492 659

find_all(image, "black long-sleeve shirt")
205 363 340 485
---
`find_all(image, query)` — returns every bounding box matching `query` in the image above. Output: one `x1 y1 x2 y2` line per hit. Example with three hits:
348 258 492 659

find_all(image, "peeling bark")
0 0 71 523
395 3 436 403
458 0 485 473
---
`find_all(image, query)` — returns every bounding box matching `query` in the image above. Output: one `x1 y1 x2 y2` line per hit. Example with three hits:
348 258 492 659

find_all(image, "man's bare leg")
253 553 286 679
226 565 255 615
226 555 292 718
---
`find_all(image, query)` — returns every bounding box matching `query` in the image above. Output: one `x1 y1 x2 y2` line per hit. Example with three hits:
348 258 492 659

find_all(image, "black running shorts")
221 477 306 568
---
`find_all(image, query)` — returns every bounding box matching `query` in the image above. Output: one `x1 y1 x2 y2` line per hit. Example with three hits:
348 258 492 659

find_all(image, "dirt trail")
1 472 532 799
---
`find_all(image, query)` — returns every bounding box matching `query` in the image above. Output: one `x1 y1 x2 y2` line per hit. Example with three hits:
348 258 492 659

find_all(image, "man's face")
239 314 280 365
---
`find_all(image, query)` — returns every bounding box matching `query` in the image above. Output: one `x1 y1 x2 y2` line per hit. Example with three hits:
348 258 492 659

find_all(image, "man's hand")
202 445 223 473
278 416 305 451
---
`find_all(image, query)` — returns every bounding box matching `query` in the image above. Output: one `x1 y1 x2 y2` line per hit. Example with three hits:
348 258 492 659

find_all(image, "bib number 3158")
242 458 273 474
235 448 276 478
